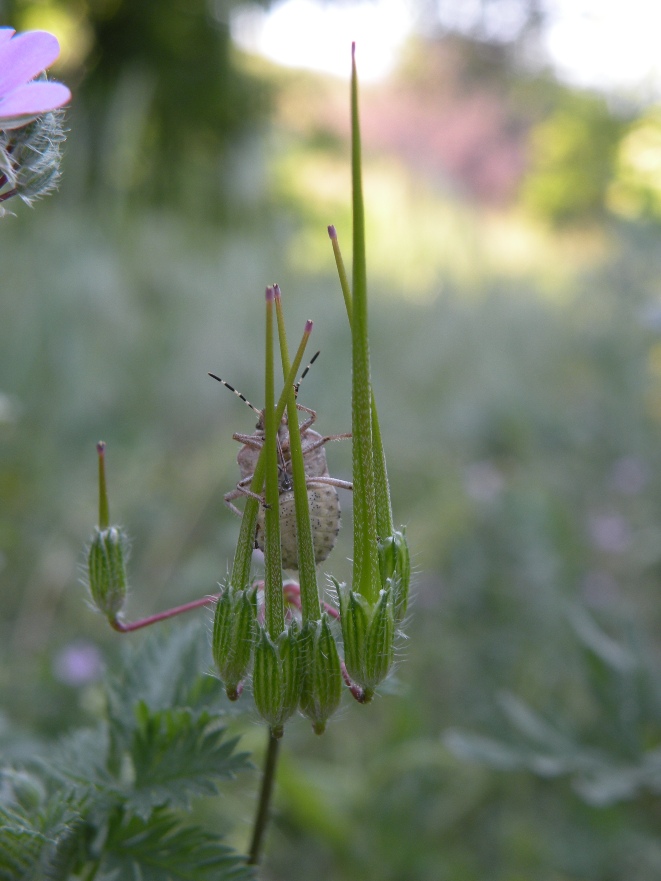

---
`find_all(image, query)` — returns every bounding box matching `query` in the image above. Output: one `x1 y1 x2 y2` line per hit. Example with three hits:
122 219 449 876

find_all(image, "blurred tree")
428 0 546 46
519 88 627 226
608 109 661 222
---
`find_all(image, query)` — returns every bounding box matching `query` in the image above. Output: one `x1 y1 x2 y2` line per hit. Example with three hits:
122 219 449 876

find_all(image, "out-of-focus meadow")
5 1 661 877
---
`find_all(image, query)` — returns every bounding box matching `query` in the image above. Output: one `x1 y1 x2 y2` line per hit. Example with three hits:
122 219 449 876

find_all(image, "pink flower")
0 27 71 130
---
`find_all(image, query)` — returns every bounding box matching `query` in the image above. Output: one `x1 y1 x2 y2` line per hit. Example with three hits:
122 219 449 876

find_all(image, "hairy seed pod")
378 529 411 623
299 615 342 734
87 526 128 621
334 579 396 693
252 623 302 737
364 588 395 687
212 586 257 700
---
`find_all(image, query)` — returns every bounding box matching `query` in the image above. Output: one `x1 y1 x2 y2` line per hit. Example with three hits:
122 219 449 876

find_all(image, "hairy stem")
110 593 219 632
247 729 281 865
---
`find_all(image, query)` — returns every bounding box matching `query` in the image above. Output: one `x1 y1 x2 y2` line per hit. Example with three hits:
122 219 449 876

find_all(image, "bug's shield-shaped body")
225 407 351 570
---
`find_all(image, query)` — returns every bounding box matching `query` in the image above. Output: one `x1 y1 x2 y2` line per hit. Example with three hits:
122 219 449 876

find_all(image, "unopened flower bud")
212 586 256 700
378 529 410 622
87 526 128 621
299 615 342 734
252 622 302 737
0 109 66 206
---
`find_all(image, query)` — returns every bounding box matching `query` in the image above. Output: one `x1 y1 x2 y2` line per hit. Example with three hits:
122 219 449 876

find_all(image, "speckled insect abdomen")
209 355 352 572
255 483 341 570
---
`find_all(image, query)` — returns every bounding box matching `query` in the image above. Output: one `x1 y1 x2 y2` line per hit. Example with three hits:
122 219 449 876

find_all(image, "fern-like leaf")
0 795 85 881
106 621 225 748
101 808 255 881
129 703 251 818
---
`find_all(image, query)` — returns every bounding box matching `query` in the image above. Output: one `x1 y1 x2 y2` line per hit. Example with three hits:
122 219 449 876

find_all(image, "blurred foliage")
5 6 661 879
520 88 628 226
446 602 661 808
609 109 661 222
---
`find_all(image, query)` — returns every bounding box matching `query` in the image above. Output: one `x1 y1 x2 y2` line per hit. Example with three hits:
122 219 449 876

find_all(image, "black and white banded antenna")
208 349 320 412
208 373 262 417
295 350 320 398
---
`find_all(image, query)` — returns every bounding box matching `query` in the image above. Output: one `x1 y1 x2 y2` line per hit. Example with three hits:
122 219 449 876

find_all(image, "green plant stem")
274 290 320 622
329 226 353 324
350 44 379 601
97 441 109 529
81 860 100 881
247 729 281 866
263 286 285 638
110 593 219 632
329 226 393 536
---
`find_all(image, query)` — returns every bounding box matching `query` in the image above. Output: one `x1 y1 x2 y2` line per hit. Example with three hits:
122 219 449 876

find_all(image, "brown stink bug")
209 354 352 570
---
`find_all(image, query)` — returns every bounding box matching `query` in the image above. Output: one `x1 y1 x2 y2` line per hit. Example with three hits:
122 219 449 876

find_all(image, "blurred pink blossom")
588 512 631 554
0 27 70 130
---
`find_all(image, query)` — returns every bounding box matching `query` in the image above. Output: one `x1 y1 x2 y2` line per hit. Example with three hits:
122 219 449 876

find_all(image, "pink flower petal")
0 29 16 46
0 31 61 98
0 80 71 128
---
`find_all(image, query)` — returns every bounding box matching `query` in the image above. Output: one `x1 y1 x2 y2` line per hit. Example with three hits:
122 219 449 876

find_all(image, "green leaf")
0 795 86 881
42 725 115 798
129 704 251 818
443 730 526 772
565 602 636 672
105 621 225 745
102 808 255 881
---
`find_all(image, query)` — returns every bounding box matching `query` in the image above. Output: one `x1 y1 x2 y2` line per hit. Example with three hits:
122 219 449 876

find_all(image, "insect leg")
225 476 269 515
305 476 353 491
233 432 265 450
296 404 318 433
302 432 352 455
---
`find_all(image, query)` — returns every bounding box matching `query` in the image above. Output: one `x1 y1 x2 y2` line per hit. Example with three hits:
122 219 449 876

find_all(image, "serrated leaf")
102 808 255 881
106 621 225 744
0 826 51 881
38 725 116 798
0 794 86 881
129 704 251 818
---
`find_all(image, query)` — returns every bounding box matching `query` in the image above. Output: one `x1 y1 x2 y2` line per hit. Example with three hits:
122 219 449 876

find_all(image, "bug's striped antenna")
295 351 320 398
208 373 262 417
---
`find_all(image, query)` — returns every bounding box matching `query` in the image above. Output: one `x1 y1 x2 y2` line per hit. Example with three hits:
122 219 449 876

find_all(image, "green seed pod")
212 586 256 700
378 528 410 623
252 628 281 731
252 623 302 737
333 578 369 686
364 588 395 688
278 620 303 723
299 615 342 734
87 526 128 621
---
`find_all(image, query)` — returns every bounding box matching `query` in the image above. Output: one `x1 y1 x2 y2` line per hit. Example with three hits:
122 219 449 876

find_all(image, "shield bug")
209 354 352 570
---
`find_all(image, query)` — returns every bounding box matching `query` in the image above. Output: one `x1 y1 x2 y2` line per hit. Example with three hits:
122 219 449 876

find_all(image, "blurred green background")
5 0 661 877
